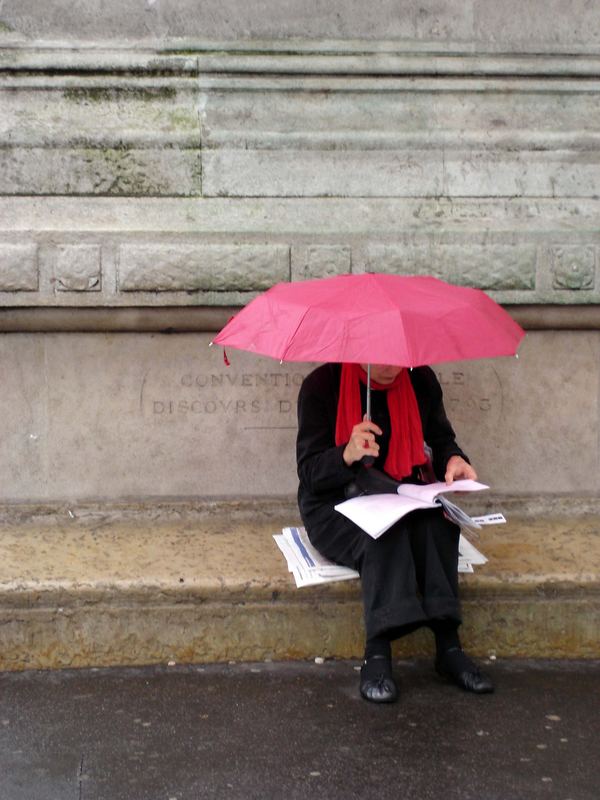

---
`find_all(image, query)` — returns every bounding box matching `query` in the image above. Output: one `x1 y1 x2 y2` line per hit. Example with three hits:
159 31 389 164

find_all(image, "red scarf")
335 363 426 481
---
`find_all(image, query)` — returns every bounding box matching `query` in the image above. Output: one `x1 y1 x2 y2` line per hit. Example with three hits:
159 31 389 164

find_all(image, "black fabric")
346 465 402 499
296 364 467 642
429 618 462 658
364 635 392 661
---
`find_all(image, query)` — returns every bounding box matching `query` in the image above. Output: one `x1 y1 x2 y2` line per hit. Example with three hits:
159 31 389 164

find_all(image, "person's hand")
343 415 382 466
445 455 477 485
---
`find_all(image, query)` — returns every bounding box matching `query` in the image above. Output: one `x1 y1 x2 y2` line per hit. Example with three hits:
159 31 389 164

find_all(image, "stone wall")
2 45 600 308
2 331 598 502
3 1 600 50
1 3 599 502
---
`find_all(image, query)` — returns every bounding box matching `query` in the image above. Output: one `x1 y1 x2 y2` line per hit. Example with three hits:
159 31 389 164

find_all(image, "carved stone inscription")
432 362 506 477
434 366 503 422
144 367 312 431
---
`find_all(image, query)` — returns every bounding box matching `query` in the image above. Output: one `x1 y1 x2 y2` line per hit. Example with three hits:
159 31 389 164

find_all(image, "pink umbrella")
211 273 524 421
212 273 523 363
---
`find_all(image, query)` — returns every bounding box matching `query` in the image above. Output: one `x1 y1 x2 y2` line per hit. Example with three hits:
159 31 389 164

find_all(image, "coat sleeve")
296 369 358 494
418 369 470 481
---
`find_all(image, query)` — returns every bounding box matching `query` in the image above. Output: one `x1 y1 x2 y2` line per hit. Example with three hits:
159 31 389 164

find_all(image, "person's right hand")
343 415 382 466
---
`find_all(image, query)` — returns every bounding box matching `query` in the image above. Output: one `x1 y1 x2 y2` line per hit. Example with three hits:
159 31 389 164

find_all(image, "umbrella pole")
362 363 375 469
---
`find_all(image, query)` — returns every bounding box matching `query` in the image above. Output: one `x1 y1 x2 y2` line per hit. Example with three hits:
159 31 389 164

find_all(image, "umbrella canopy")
212 273 524 368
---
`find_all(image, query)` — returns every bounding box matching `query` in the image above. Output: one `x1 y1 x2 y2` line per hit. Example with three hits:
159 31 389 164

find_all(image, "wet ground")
0 659 598 800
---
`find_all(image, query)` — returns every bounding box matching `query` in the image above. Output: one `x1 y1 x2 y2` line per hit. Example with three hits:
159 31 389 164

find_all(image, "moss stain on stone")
76 146 165 196
63 87 177 104
168 110 198 130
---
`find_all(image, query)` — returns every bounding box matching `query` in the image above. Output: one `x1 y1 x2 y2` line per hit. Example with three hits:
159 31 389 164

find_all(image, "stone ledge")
0 500 598 669
5 44 600 78
2 305 600 332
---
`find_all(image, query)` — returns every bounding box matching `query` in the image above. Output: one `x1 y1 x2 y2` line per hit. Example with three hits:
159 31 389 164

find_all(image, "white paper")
334 493 435 538
274 529 359 588
397 479 490 503
335 480 489 539
274 526 487 588
458 534 488 565
471 513 507 525
282 527 357 575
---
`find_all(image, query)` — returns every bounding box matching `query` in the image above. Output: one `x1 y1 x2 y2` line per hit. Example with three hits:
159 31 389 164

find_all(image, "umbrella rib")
278 304 312 362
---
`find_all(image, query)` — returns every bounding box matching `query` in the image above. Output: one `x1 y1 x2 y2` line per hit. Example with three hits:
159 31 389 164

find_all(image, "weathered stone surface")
2 0 600 49
0 242 38 290
0 509 598 668
0 147 201 196
0 331 597 502
4 196 600 237
0 336 47 494
294 245 352 281
201 88 600 151
3 198 600 305
2 33 600 306
202 149 444 197
474 0 600 50
365 243 536 290
0 87 199 147
435 331 600 495
204 148 600 199
117 244 290 292
54 244 101 292
0 83 200 195
444 150 600 198
0 334 311 501
0 1 476 43
5 47 600 79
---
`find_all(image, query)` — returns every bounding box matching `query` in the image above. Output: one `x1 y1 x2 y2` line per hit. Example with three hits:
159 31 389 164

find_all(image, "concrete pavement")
0 659 598 800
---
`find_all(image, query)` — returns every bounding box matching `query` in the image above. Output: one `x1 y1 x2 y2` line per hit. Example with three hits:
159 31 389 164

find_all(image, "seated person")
296 362 493 703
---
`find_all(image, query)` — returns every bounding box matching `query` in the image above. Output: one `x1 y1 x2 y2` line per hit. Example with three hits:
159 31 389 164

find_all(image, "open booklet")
334 479 489 539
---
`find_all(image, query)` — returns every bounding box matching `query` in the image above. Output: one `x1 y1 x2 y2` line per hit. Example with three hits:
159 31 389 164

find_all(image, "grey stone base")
0 502 598 670
1 329 598 500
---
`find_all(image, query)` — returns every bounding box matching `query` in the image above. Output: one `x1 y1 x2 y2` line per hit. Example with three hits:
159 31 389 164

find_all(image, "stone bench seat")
0 499 598 670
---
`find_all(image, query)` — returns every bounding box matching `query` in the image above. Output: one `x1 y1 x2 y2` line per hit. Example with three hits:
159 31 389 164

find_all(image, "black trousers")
306 507 461 642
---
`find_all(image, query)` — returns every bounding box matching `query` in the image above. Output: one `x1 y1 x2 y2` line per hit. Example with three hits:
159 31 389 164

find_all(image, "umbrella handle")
363 364 375 468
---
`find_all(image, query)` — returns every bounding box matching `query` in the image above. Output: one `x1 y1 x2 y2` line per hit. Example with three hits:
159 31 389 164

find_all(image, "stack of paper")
273 527 359 588
274 526 491 587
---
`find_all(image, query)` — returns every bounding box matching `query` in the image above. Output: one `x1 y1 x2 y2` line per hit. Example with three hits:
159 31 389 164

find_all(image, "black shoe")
359 655 398 703
435 647 494 694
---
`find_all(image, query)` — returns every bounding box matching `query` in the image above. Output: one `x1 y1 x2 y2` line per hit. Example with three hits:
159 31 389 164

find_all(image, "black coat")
296 363 468 539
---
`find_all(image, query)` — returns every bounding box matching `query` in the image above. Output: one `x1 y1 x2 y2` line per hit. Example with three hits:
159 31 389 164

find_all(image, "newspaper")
274 526 490 588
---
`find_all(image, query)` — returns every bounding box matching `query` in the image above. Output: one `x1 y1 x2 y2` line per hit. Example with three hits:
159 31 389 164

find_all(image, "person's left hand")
444 455 477 485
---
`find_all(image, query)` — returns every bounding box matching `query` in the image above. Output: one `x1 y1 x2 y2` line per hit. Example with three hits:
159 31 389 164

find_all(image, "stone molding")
0 304 599 333
2 197 600 307
2 44 600 312
5 44 600 77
